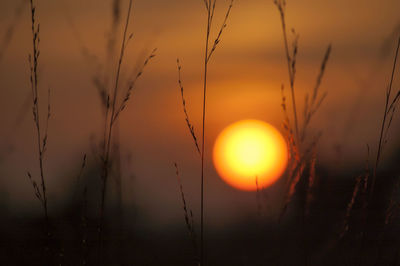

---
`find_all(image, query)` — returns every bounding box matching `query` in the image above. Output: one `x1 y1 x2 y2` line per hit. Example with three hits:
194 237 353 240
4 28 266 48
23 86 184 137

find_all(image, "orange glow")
213 120 288 191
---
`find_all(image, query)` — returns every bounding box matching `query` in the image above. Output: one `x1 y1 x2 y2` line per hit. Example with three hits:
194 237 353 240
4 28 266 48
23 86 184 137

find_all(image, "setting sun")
213 120 288 191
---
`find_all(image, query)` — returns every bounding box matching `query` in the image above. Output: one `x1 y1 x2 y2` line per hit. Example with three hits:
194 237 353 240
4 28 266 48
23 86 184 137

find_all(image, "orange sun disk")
213 120 288 191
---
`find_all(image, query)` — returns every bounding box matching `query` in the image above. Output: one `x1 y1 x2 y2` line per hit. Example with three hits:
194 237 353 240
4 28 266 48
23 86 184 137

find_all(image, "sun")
213 119 288 191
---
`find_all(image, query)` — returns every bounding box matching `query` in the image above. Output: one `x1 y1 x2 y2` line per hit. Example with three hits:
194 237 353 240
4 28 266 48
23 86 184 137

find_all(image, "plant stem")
29 0 49 226
99 0 132 240
200 2 212 265
278 8 299 141
370 37 400 197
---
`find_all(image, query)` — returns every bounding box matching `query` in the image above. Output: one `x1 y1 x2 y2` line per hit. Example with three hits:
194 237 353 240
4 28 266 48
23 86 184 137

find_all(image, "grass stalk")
274 0 299 140
177 2 233 264
274 0 331 221
177 59 201 154
200 1 233 264
200 3 211 264
370 36 400 197
174 163 198 262
26 0 51 228
98 0 156 243
99 0 133 240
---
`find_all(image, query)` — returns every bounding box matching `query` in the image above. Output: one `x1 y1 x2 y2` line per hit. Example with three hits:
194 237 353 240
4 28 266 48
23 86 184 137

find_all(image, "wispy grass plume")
26 0 51 227
274 0 331 220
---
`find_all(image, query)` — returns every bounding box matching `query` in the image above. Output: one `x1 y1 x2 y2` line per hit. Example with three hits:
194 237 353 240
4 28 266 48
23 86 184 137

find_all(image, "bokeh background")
0 0 400 264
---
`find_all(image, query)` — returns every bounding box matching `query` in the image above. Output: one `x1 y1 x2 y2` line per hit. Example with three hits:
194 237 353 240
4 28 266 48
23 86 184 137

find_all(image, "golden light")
213 119 288 191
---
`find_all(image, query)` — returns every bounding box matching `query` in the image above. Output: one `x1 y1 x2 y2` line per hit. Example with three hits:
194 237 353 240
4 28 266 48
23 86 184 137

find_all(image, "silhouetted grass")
340 145 370 240
274 0 331 220
273 4 334 264
1 0 400 265
176 59 201 155
370 36 400 196
26 0 51 228
176 1 234 264
98 0 156 243
340 36 400 249
174 163 198 263
199 2 234 262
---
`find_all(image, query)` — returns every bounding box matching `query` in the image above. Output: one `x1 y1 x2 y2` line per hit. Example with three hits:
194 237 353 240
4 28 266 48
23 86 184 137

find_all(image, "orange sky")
0 0 399 227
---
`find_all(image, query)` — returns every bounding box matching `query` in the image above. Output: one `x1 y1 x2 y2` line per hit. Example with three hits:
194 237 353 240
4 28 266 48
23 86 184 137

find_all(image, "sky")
0 0 399 229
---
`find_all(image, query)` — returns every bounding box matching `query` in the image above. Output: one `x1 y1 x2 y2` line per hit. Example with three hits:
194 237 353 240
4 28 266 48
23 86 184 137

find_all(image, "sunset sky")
0 0 399 230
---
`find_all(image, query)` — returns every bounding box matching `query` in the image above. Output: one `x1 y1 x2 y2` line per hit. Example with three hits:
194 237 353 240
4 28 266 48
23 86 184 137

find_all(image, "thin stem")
276 3 299 141
200 1 212 264
29 0 48 225
370 37 400 197
103 98 110 158
99 0 133 239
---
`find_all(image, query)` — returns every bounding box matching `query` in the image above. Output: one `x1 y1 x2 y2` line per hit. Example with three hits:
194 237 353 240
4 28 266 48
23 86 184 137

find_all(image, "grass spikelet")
340 175 362 239
274 0 300 139
113 48 157 121
176 59 201 155
340 146 370 239
174 163 198 263
301 45 331 141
